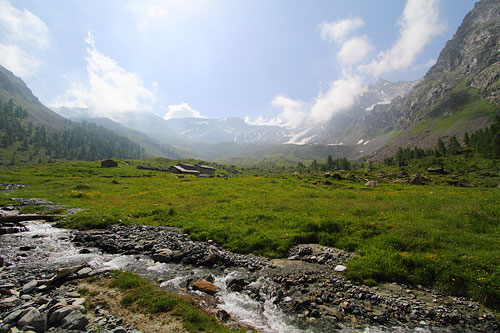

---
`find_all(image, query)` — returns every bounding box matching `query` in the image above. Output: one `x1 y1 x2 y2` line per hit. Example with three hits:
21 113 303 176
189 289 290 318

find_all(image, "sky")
0 0 477 128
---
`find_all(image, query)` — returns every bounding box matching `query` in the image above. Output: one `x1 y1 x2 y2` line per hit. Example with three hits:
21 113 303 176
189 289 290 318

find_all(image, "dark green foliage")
447 136 461 155
0 97 146 164
469 115 500 158
436 138 447 157
392 115 500 163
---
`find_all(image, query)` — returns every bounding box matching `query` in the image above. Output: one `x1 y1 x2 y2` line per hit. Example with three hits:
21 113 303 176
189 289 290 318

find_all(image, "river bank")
0 198 499 332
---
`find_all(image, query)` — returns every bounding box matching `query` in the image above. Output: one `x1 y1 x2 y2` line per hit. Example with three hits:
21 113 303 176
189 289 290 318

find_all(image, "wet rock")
61 310 88 330
192 280 219 295
216 309 231 322
202 274 215 283
227 278 248 292
152 248 174 263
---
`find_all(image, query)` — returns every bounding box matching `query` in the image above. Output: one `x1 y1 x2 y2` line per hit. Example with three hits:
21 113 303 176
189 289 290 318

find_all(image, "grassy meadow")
1 158 500 308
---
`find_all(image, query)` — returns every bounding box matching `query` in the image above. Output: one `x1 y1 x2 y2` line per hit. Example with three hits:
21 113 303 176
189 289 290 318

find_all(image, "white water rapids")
0 221 312 332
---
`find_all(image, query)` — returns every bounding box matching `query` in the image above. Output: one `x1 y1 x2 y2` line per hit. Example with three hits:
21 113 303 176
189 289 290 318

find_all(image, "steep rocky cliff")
359 0 500 159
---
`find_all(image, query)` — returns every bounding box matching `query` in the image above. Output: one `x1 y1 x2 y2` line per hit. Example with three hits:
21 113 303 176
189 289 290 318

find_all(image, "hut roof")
197 164 216 170
171 165 200 174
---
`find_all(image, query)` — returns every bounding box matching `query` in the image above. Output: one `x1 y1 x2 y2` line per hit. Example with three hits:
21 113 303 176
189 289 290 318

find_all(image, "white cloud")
128 1 168 32
319 17 364 43
269 95 308 128
0 0 49 77
51 32 156 119
163 102 204 120
358 0 445 77
337 36 373 66
247 0 445 130
310 73 365 123
245 96 307 129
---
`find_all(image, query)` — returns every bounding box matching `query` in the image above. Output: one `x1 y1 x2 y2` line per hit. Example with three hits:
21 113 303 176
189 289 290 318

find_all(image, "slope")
364 0 500 160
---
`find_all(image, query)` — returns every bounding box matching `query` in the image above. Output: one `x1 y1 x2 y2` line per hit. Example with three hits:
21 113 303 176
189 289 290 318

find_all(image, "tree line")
384 115 500 166
0 97 147 163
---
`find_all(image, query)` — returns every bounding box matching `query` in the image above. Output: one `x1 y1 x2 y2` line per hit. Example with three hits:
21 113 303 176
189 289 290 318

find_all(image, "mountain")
287 79 417 148
164 117 293 144
358 0 500 159
0 66 67 130
0 65 147 164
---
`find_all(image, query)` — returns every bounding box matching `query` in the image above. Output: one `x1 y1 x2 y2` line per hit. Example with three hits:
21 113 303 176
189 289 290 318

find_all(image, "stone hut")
168 165 200 175
196 163 216 176
178 163 198 171
101 159 118 168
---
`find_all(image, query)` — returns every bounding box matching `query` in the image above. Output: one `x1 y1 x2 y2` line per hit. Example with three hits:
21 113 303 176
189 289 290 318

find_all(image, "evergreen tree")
447 136 460 155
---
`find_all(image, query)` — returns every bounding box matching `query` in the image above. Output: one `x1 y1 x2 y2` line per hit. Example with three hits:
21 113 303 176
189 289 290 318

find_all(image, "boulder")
71 298 86 307
192 280 219 295
22 280 38 294
17 307 40 328
3 309 24 324
49 306 73 324
0 296 20 309
409 173 422 185
227 278 248 292
77 267 92 277
152 248 174 263
427 167 446 174
61 310 88 330
335 265 347 272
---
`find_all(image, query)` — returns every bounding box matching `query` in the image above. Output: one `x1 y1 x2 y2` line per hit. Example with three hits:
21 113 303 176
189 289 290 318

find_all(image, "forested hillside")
0 97 146 165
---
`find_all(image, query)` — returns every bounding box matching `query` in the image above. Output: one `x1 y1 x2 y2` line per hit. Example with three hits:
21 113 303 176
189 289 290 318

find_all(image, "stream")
1 215 498 332
0 221 311 332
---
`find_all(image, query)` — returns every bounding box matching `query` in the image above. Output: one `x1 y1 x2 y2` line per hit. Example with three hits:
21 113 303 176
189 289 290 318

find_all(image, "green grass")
1 159 500 308
406 75 500 136
108 271 242 333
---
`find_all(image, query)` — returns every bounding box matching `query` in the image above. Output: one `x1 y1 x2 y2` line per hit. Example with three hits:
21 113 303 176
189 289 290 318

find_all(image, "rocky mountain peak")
426 0 500 103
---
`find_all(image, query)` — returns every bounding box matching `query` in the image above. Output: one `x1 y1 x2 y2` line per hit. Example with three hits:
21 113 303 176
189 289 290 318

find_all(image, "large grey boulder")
17 307 47 332
61 310 88 330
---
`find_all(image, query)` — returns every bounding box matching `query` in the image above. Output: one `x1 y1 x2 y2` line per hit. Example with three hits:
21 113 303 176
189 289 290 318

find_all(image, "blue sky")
0 0 476 128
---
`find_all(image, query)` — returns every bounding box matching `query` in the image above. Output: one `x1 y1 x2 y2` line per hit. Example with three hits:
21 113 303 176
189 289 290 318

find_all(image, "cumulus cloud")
245 96 307 128
358 0 444 77
51 32 156 119
337 36 373 66
0 0 49 77
310 73 365 123
319 17 364 43
248 0 444 130
163 102 204 120
128 1 168 32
